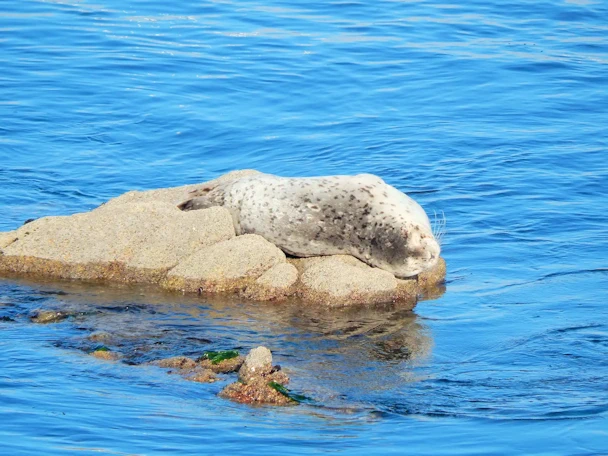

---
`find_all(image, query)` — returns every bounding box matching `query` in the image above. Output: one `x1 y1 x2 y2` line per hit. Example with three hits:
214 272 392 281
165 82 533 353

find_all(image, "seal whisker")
432 210 446 246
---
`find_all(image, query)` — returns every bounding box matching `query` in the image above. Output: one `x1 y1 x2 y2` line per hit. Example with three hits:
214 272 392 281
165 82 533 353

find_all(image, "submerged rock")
87 331 114 343
30 310 70 324
152 356 198 370
182 367 217 383
90 347 121 361
152 352 244 380
198 355 245 374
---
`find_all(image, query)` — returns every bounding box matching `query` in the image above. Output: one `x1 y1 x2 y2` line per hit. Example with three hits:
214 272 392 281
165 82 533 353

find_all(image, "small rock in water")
182 367 217 383
90 348 121 361
87 331 114 343
30 310 70 324
238 346 273 383
198 355 244 374
152 356 198 370
220 346 295 406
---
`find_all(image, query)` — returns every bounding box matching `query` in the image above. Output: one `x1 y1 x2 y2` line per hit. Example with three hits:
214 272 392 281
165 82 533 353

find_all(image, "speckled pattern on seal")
179 173 440 278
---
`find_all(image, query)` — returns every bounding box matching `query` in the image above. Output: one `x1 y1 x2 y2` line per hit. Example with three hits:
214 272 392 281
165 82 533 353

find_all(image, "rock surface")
162 234 286 293
241 262 299 301
152 356 198 370
182 368 217 383
418 257 447 290
0 170 446 307
297 256 405 307
0 203 234 283
198 355 245 374
152 353 243 383
0 231 18 249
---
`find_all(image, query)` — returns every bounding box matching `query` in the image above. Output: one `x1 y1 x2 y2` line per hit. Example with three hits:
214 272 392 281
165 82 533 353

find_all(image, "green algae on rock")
199 350 240 365
267 381 312 404
198 355 245 374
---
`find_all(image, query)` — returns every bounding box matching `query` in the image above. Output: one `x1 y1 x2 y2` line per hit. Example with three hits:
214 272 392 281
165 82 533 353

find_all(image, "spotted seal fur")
178 173 440 278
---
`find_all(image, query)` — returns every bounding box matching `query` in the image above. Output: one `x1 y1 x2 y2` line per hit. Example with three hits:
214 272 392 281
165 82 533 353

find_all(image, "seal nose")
416 236 440 262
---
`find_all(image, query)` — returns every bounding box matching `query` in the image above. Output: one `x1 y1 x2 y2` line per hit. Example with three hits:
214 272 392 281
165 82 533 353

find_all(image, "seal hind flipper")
178 184 226 211
179 182 221 211
178 197 211 211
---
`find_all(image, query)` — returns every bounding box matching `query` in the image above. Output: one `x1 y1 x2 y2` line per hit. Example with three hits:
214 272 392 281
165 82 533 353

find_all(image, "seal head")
179 173 440 278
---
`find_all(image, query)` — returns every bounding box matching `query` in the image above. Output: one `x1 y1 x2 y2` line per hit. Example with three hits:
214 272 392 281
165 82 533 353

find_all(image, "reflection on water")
0 275 435 407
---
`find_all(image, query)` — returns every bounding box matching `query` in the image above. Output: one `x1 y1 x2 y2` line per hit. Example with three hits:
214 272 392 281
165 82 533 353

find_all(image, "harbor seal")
178 173 440 278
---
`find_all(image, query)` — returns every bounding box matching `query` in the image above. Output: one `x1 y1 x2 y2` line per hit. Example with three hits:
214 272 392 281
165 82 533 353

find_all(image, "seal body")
179 173 440 278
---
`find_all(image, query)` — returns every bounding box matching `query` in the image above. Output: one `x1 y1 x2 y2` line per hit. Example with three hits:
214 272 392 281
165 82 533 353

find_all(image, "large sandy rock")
0 231 18 249
162 234 286 293
0 202 235 283
0 169 446 307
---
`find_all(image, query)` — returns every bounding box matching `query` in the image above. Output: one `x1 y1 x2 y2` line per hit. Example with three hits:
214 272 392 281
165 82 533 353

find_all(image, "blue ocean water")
1 0 607 454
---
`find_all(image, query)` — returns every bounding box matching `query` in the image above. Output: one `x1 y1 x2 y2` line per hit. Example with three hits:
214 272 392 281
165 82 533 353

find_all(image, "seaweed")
267 381 312 404
199 350 239 365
